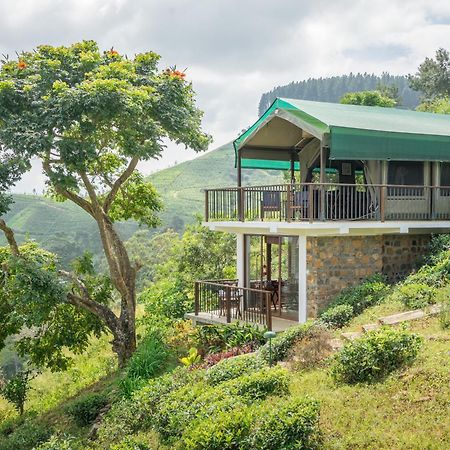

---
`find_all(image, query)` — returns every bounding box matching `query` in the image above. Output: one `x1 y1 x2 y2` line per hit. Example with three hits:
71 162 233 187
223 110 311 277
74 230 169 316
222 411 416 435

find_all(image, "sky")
1 0 449 193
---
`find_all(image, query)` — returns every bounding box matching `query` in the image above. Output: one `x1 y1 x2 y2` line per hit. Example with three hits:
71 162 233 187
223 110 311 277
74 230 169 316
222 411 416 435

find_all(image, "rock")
341 331 362 341
362 323 380 333
379 309 426 325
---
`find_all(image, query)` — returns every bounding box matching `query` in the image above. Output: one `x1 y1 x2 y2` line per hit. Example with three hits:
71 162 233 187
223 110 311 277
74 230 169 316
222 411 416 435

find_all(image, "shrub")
320 304 354 328
258 321 315 363
438 298 450 329
66 392 108 427
249 397 321 450
181 396 320 450
120 330 169 397
395 283 436 309
323 274 387 316
195 322 265 354
205 353 265 385
289 325 333 370
222 366 290 400
0 419 52 450
331 327 422 384
36 434 83 449
0 369 35 416
110 436 152 450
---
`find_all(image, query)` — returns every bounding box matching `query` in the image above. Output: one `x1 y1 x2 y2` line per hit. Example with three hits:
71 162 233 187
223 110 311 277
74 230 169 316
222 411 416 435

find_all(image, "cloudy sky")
1 0 449 193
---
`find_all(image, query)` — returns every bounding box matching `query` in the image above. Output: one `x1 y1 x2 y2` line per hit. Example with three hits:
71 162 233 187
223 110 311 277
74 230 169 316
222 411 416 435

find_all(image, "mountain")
259 72 421 115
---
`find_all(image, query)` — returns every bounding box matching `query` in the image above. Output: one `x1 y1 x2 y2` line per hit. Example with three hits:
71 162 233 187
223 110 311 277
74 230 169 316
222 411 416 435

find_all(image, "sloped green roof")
234 98 450 167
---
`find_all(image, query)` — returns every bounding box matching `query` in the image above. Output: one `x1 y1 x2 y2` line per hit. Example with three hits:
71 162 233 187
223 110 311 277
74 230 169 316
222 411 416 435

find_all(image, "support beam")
320 146 326 220
290 151 295 182
298 235 308 323
237 148 242 187
236 233 245 288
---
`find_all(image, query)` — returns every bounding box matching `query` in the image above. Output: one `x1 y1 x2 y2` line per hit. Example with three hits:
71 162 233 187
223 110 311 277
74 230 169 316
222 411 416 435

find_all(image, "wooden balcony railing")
204 183 450 222
194 280 272 330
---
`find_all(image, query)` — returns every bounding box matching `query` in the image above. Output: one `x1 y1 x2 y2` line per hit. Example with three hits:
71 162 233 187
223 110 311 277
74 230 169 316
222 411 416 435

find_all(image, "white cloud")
0 0 449 192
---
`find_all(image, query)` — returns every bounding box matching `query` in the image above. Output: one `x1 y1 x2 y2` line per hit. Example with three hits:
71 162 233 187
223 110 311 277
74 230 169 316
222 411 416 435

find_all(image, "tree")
0 41 211 368
339 90 396 107
0 368 37 415
416 96 450 114
409 48 450 101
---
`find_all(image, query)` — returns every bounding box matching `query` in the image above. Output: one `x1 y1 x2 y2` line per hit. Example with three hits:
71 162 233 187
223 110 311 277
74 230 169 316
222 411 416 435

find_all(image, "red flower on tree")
17 60 27 70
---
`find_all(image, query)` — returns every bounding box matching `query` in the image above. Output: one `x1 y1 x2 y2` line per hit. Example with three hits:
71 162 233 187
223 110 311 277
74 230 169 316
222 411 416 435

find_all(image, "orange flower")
17 60 27 70
167 69 186 80
108 47 119 57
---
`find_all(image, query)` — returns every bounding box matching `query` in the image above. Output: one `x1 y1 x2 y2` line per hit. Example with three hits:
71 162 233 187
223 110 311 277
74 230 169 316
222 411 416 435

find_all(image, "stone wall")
306 234 430 318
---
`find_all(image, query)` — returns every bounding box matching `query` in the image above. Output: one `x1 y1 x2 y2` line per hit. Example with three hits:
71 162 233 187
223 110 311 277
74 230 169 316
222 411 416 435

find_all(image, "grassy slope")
291 312 450 449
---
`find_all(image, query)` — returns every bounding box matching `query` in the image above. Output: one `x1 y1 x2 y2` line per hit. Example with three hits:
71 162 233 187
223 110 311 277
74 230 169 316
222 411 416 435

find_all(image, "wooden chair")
291 190 309 219
260 191 281 220
218 289 242 318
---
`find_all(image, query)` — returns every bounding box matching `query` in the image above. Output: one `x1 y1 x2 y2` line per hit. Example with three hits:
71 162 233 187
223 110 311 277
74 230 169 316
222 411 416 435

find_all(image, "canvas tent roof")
234 98 450 169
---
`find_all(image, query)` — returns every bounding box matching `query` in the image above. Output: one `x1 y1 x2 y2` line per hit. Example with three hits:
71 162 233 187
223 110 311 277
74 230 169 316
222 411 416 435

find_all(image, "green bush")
120 330 169 398
0 419 52 450
222 366 289 400
320 304 354 328
66 392 108 427
195 322 265 354
205 353 265 385
110 436 152 450
395 283 437 309
258 321 315 363
249 397 321 450
323 274 387 316
36 434 83 449
181 396 320 450
331 327 422 384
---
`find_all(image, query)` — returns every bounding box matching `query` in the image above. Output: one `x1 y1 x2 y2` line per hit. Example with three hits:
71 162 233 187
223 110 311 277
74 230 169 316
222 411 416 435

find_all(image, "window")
440 162 450 187
388 161 424 186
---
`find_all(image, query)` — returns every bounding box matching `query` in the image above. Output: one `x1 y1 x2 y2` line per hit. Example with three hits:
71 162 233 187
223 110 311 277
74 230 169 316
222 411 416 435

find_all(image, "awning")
234 98 450 169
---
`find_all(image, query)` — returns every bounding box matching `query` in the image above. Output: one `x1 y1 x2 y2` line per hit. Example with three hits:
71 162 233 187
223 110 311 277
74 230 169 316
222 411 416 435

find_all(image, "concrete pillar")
298 235 307 323
236 233 245 287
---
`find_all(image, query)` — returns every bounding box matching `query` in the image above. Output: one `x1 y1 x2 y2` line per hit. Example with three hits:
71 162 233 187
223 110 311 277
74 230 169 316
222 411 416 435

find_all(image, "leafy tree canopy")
340 90 396 107
0 41 211 368
416 96 450 114
409 48 450 101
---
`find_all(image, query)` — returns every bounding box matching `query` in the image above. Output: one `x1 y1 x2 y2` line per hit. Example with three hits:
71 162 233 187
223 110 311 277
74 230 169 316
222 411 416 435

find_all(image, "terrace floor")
185 311 299 333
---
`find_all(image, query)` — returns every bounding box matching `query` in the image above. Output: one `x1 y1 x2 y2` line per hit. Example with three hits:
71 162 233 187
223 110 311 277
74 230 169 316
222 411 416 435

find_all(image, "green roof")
234 98 450 168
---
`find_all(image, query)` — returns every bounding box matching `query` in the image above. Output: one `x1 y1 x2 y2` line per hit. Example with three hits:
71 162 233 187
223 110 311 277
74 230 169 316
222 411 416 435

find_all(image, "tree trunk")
112 320 137 369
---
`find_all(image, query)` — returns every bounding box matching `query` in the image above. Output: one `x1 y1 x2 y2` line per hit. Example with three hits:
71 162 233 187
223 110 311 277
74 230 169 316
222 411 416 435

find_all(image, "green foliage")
258 321 315 363
205 353 265 385
340 90 397 107
417 96 450 114
181 396 321 450
322 274 388 318
36 434 83 449
331 327 422 384
0 242 107 370
0 418 52 450
435 287 450 329
110 436 153 450
66 392 108 426
141 221 236 321
194 322 265 354
394 283 437 309
425 234 450 264
120 330 169 398
319 304 354 328
0 369 35 415
409 48 450 101
180 348 201 367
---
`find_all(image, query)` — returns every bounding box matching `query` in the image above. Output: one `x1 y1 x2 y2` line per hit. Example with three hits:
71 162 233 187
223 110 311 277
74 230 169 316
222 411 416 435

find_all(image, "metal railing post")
266 292 272 331
380 185 386 222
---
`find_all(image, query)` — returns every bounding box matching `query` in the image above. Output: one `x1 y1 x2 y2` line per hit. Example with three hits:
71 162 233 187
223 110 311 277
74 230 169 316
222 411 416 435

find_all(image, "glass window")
388 161 424 186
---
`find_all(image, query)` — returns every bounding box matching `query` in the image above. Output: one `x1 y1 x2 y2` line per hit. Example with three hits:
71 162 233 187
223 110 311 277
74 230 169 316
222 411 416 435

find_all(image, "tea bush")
258 321 315 363
0 419 52 450
320 304 354 328
331 327 422 384
66 392 108 427
322 274 388 317
36 434 83 450
394 283 437 309
205 353 265 385
181 396 320 450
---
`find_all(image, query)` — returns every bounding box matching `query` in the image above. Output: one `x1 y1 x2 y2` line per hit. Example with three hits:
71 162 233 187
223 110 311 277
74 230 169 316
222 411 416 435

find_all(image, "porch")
191 280 299 331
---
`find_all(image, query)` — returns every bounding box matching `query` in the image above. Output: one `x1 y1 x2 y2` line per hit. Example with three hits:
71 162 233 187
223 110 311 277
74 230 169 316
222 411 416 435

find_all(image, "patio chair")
260 190 281 220
218 289 242 318
291 190 309 219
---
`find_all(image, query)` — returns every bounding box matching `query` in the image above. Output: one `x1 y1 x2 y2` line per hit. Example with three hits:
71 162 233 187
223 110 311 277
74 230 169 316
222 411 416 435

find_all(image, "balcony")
204 183 450 223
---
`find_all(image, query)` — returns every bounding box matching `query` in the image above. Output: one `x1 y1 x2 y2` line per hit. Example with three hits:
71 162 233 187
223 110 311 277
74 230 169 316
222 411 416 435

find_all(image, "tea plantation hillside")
148 141 283 230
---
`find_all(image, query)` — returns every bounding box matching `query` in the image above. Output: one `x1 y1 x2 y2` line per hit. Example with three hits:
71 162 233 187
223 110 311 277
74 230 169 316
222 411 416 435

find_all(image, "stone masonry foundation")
306 234 430 318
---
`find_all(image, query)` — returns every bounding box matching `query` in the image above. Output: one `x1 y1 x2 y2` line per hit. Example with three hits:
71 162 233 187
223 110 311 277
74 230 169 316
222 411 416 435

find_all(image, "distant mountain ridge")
259 72 420 115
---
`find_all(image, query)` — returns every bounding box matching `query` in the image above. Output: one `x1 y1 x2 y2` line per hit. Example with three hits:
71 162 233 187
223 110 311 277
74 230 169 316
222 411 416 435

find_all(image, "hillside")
148 141 283 230
259 73 420 115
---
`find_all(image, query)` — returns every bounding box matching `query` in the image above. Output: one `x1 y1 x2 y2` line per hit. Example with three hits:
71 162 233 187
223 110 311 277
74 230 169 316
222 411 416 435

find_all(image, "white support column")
298 235 307 323
236 233 245 287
